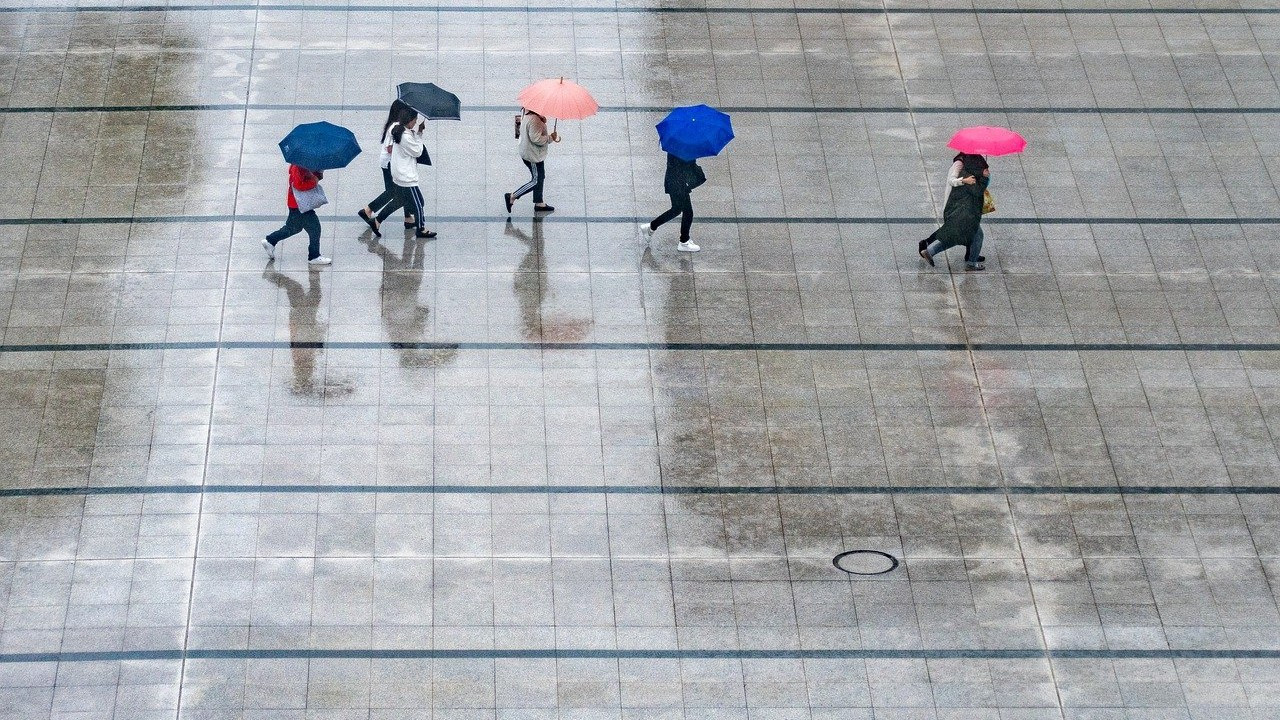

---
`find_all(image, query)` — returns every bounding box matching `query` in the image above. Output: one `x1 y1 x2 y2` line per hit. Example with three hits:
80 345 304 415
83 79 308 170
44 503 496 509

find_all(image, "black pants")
367 167 412 221
650 192 693 241
513 160 545 204
379 184 424 231
266 208 321 260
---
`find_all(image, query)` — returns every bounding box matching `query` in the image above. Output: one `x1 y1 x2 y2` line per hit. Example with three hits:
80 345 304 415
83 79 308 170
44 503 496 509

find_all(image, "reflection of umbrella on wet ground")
656 104 734 161
278 121 361 170
396 82 462 121
948 126 1026 156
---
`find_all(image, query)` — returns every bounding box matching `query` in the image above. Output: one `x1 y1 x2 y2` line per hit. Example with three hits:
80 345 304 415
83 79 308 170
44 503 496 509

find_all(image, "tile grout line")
4 648 1280 663
5 4 1280 14
3 484 1280 497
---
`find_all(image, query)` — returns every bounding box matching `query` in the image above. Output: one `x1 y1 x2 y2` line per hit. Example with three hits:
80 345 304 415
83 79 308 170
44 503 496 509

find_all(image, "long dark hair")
953 152 988 171
382 100 418 140
388 106 419 144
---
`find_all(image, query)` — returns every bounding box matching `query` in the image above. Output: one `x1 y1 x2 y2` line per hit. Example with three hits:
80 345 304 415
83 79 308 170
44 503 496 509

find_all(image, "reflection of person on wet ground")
505 217 545 340
365 235 454 368
263 266 324 392
506 218 593 343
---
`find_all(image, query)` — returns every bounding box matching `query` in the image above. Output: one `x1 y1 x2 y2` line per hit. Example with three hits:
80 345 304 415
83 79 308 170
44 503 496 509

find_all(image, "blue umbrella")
656 104 734 161
278 121 361 171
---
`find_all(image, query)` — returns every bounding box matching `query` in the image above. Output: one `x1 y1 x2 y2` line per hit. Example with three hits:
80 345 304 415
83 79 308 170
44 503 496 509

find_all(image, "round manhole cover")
832 550 899 576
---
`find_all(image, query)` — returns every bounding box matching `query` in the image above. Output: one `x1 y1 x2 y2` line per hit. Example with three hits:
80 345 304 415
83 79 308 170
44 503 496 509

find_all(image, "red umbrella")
948 126 1026 156
516 77 599 131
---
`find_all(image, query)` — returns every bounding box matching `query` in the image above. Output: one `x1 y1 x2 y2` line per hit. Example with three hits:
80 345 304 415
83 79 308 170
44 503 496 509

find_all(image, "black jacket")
663 153 706 195
934 174 988 248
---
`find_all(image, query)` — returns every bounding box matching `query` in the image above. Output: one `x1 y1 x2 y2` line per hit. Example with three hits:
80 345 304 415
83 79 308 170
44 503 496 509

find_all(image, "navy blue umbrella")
397 82 462 121
278 121 361 170
656 104 734 161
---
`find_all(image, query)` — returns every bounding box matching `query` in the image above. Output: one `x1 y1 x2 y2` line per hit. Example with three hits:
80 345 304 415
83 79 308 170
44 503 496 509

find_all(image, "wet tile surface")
3 1 1280 718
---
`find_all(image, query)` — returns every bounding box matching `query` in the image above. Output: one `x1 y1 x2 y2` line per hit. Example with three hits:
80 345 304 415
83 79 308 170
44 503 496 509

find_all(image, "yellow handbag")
981 189 995 214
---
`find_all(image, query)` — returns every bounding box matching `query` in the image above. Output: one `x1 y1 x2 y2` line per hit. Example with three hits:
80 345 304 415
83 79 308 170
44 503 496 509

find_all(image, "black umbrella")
396 82 461 121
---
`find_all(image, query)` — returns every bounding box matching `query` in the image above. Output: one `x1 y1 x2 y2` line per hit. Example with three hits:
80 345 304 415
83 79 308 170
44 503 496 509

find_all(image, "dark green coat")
933 178 987 249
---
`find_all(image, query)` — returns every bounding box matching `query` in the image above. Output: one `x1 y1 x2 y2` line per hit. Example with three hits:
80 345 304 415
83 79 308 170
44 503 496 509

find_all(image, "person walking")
639 152 705 252
262 163 331 266
504 108 559 214
357 100 419 237
382 115 436 239
919 153 989 271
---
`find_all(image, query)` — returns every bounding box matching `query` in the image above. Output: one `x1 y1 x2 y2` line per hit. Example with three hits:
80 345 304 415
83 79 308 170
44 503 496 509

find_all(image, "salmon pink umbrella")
947 126 1026 156
517 77 599 129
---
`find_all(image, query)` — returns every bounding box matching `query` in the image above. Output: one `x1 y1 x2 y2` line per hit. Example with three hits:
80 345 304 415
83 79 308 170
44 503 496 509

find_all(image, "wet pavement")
3 1 1280 718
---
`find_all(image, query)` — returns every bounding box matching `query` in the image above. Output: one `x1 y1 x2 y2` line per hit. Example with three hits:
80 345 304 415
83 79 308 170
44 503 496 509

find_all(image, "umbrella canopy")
656 104 734 161
278 121 361 170
396 82 461 121
948 126 1026 156
517 78 599 120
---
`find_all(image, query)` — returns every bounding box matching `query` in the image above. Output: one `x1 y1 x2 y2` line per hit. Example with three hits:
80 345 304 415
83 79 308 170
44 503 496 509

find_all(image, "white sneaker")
308 256 332 266
261 238 275 259
639 223 654 240
677 240 700 252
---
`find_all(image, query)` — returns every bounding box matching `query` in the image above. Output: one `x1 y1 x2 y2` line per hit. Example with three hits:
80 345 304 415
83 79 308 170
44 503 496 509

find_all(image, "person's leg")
512 160 539 201
919 229 938 253
302 211 322 260
677 194 693 241
267 209 304 245
532 161 546 205
965 227 984 265
367 168 398 214
650 197 682 231
376 181 408 223
409 186 427 234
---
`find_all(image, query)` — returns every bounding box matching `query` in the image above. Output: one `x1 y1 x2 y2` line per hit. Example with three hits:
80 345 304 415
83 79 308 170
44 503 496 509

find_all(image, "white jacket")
378 125 394 169
389 122 424 186
519 112 551 163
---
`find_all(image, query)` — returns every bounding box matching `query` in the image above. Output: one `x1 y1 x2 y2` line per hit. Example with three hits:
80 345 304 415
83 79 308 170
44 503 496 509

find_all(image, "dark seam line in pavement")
2 648 1279 663
2 484 1278 498
3 4 1278 14
3 215 1278 227
3 104 1279 115
3 341 1280 353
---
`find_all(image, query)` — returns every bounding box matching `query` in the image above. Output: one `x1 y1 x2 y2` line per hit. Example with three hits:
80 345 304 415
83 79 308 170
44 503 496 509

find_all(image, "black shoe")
404 218 416 228
357 209 381 237
416 229 437 239
504 193 514 214
919 248 934 267
977 255 986 262
534 204 555 213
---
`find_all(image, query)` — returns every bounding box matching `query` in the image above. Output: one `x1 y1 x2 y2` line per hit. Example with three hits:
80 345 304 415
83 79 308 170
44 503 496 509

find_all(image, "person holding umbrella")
919 154 989 271
385 116 436 239
919 126 1026 272
262 121 362 266
385 82 462 240
640 153 705 252
357 100 420 236
503 78 599 215
639 104 734 253
504 108 559 214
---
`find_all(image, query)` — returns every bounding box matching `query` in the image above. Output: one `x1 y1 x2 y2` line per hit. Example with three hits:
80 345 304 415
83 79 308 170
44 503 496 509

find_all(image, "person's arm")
947 160 967 187
399 125 424 158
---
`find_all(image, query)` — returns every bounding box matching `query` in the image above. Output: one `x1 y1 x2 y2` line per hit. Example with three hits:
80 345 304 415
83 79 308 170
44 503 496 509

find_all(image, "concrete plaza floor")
1 1 1280 718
